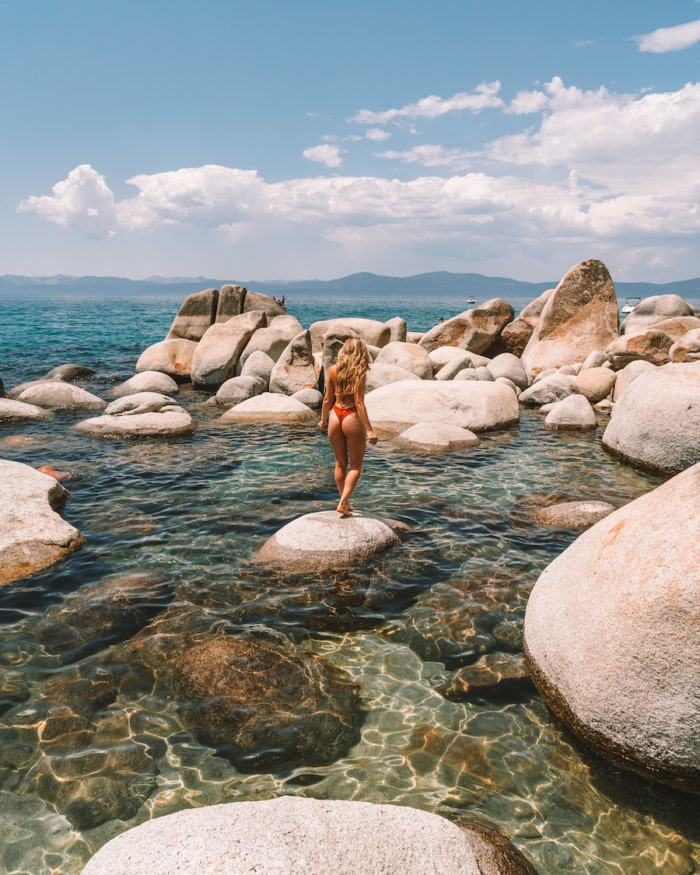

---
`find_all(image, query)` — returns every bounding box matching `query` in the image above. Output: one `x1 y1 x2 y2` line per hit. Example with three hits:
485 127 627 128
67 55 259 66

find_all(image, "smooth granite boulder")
166 288 218 341
252 511 399 571
171 633 363 772
79 796 538 875
543 394 597 430
418 299 514 354
112 370 179 397
385 315 407 342
365 362 422 391
520 260 619 374
620 293 696 336
236 314 304 372
374 341 433 379
269 330 319 395
15 383 106 411
532 499 615 528
0 398 53 422
394 422 481 453
135 337 198 382
524 463 700 794
670 328 700 362
75 393 196 438
0 460 84 585
602 362 700 473
190 310 267 390
605 330 674 369
220 392 317 423
212 375 262 406
574 366 616 403
309 317 390 351
498 288 554 357
611 359 656 401
518 374 577 407
486 352 529 390
239 349 275 389
365 380 519 433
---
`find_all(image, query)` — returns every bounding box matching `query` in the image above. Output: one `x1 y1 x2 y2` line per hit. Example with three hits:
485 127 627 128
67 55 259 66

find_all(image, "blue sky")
3 0 700 283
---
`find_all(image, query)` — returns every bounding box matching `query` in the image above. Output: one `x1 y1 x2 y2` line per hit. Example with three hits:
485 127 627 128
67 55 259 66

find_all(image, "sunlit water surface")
0 295 697 875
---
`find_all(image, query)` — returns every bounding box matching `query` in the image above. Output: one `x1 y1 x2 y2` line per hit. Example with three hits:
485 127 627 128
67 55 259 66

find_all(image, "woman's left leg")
337 415 367 514
327 412 348 500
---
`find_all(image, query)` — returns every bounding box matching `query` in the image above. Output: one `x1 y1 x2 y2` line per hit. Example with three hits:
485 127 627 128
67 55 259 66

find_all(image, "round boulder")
252 511 399 571
16 383 106 411
0 398 52 422
602 362 700 473
111 371 179 397
75 393 196 438
543 394 597 431
374 342 433 379
220 392 316 423
79 796 538 875
394 423 480 453
524 463 700 793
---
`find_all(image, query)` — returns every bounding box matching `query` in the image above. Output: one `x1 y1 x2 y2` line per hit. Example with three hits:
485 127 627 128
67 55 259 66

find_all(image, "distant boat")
620 296 640 314
466 297 476 304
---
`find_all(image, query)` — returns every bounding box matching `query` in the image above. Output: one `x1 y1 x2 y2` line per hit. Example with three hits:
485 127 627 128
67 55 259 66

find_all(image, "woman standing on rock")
318 337 378 516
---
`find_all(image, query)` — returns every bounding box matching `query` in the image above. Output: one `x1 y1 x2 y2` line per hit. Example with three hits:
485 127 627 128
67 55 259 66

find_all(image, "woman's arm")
354 374 378 444
318 365 336 430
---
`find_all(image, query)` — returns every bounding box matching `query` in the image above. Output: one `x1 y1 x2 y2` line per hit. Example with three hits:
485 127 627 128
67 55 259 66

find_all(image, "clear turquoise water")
0 294 697 875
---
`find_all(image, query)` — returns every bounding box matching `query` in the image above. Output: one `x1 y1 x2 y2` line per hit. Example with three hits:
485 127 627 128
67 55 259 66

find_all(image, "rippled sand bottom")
1 388 698 874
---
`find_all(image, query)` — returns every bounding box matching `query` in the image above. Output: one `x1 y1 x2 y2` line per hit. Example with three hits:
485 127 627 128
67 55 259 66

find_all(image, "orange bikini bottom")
333 405 357 423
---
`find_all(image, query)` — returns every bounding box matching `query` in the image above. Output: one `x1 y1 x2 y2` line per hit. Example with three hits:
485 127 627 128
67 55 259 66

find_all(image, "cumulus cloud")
18 77 700 280
634 18 700 53
365 128 391 141
303 144 345 167
18 164 118 238
350 81 503 125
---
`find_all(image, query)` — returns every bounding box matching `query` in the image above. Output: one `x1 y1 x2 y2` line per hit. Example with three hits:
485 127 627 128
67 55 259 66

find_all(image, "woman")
318 337 378 516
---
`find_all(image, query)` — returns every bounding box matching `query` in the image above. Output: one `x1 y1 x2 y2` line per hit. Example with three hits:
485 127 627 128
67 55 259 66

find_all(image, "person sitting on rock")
318 337 378 516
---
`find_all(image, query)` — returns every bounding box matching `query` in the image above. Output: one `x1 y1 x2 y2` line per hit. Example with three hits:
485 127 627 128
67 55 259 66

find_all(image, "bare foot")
337 503 353 516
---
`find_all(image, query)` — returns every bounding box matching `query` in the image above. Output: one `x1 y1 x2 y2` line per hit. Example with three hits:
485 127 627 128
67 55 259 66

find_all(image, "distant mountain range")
1 270 700 302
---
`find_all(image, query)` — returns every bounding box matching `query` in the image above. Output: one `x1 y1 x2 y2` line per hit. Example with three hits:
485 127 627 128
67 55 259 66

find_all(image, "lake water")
0 294 697 875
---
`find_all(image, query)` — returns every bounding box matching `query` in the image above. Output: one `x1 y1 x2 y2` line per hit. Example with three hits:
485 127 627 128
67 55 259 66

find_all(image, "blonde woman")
318 337 378 516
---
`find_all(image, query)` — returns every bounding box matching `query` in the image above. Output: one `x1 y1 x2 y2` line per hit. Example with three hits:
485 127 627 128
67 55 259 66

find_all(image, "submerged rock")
75 393 196 438
172 632 363 772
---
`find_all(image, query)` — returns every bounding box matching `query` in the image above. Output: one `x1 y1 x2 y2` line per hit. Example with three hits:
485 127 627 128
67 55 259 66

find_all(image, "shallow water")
0 294 697 875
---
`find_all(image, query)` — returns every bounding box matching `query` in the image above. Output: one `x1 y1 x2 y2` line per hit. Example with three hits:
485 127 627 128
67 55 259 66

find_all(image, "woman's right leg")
328 412 348 500
337 415 367 513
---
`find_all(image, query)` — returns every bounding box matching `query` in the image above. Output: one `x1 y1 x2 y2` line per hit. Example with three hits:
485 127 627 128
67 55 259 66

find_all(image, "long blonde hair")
335 337 371 396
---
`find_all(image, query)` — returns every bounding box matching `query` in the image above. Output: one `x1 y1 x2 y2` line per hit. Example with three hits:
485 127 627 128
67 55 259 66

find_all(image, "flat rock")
0 398 53 421
75 393 196 438
0 460 84 585
221 392 317 423
394 423 481 453
524 463 700 793
79 796 537 875
365 380 519 433
252 511 399 571
15 383 106 410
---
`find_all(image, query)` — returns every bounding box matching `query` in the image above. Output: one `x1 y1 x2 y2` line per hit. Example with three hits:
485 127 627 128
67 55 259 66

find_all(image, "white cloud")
507 89 549 115
376 144 475 169
350 81 503 125
634 18 700 53
18 164 117 238
303 144 345 167
365 128 391 141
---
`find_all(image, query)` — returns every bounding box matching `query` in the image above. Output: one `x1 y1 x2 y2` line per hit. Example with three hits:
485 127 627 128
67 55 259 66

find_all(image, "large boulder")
517 374 577 407
620 293 696 336
166 288 218 341
212 375 262 406
611 359 656 401
574 366 616 403
365 380 519 433
605 330 674 369
79 796 538 875
190 310 267 390
236 314 304 372
15 383 106 411
365 363 421 391
0 460 84 585
252 511 399 571
543 394 597 431
75 393 196 438
520 260 619 374
524 463 700 794
135 337 198 382
269 330 319 395
602 362 700 473
309 317 390 351
171 633 363 771
498 288 554 357
418 299 514 354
